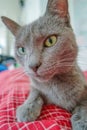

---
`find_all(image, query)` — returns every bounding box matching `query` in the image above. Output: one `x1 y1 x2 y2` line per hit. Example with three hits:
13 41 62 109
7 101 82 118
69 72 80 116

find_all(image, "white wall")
21 0 49 24
0 0 21 55
0 0 21 23
21 0 42 24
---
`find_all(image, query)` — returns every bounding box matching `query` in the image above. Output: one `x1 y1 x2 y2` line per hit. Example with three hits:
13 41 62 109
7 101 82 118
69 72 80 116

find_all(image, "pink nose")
31 66 39 72
29 63 41 73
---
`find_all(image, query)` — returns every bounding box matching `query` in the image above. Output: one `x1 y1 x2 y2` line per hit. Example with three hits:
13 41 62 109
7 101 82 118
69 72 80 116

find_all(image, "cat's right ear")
46 0 68 18
1 16 20 36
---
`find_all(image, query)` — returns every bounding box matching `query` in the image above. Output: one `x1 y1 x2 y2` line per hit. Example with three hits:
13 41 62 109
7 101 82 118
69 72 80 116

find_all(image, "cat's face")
2 0 78 82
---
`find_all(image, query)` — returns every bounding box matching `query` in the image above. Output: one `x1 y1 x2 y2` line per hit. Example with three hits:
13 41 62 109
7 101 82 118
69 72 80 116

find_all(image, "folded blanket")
1 69 87 130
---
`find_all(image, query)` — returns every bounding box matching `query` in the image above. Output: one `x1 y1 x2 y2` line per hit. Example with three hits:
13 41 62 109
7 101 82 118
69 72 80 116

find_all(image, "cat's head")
1 0 78 82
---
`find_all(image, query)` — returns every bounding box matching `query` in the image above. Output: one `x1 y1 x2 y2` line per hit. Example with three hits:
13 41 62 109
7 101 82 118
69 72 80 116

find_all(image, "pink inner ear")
57 0 68 17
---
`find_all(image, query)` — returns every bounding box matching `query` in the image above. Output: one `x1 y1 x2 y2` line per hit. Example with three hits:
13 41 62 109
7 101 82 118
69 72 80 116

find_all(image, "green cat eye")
44 35 57 47
18 47 26 55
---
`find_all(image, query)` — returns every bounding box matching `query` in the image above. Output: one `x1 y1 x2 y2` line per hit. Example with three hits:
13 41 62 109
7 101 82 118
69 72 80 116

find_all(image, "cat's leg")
16 88 44 122
71 101 87 130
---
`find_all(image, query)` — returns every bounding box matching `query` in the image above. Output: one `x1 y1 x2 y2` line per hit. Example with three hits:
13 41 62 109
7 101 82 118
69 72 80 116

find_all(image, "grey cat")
1 0 87 129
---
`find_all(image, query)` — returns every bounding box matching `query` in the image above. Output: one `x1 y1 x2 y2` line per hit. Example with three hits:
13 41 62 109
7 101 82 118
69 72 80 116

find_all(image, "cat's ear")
46 0 68 18
1 16 20 36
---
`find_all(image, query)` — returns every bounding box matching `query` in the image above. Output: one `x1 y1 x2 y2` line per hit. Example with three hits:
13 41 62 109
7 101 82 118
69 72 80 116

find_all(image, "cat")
1 0 87 129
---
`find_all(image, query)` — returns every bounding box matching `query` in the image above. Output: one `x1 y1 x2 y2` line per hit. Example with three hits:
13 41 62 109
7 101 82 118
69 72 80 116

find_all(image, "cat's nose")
29 63 41 73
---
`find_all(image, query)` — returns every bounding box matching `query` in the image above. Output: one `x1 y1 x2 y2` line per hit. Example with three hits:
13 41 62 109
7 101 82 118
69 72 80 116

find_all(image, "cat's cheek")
37 67 55 80
15 54 25 67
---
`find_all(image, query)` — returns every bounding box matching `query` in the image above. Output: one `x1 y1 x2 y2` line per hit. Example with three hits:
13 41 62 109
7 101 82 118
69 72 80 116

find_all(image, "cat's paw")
16 97 43 122
71 109 87 130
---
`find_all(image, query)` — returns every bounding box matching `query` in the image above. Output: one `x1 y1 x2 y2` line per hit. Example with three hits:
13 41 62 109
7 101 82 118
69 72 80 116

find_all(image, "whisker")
10 71 26 81
59 52 76 61
10 73 26 81
10 69 32 82
12 69 24 74
57 63 75 67
11 72 24 76
11 74 23 80
58 58 74 63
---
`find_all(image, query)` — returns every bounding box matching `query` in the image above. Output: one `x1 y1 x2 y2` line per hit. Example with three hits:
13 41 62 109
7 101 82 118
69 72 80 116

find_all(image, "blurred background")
0 0 87 71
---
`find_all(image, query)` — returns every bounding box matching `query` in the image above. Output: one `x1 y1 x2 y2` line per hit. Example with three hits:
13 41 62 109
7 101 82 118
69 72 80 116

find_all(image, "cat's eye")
44 35 57 47
18 47 26 55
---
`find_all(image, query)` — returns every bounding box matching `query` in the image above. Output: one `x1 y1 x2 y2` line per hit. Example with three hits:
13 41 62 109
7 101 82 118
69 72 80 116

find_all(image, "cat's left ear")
46 0 68 18
1 16 21 36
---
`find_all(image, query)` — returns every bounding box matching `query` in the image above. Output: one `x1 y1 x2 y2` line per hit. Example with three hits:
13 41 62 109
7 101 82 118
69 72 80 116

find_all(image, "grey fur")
1 0 87 129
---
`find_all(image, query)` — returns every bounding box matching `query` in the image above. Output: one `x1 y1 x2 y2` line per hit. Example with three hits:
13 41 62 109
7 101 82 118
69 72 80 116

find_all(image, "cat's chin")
35 77 50 82
29 74 51 82
37 73 57 82
28 72 53 82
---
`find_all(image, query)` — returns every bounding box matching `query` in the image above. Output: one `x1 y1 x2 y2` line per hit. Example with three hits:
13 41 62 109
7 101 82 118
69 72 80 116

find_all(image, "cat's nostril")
32 66 39 72
29 63 41 73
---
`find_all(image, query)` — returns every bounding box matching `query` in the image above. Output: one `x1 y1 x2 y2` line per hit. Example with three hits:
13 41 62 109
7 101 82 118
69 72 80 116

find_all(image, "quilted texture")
1 69 86 130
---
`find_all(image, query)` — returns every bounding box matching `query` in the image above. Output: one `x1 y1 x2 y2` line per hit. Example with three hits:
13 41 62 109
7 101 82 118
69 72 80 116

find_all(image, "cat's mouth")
32 73 52 82
26 68 53 81
36 68 56 81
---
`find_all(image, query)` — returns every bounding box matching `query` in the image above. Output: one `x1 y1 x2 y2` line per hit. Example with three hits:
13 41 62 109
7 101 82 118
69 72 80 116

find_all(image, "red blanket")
0 69 87 130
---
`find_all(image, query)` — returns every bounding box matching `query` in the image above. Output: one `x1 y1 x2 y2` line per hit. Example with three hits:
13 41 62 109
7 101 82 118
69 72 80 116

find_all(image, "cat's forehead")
32 15 65 35
17 14 65 43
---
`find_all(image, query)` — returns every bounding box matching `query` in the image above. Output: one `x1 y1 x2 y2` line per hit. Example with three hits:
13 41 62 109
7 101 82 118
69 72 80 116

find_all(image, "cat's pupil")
49 38 53 44
18 47 25 55
22 47 25 52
